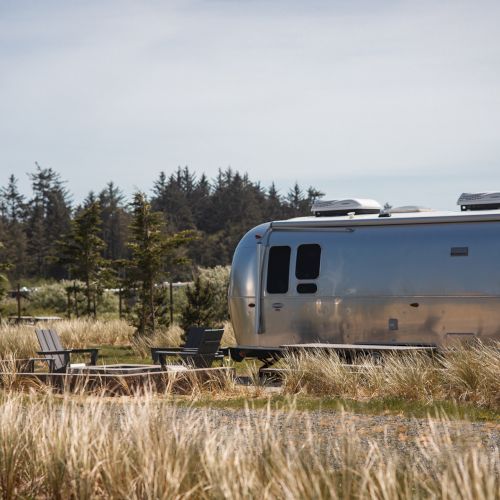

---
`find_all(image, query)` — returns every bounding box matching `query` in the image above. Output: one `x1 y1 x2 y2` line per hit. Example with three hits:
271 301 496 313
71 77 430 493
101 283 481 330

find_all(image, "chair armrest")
28 357 56 373
155 350 191 366
37 348 98 367
37 350 71 370
155 350 188 356
151 347 184 363
37 350 72 355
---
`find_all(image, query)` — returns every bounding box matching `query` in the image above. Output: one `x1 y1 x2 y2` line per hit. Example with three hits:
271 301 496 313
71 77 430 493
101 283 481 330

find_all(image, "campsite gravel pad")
165 407 500 462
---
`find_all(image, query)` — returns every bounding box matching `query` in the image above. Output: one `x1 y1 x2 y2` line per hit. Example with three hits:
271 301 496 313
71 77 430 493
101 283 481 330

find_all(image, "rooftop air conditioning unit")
311 199 381 217
457 192 500 211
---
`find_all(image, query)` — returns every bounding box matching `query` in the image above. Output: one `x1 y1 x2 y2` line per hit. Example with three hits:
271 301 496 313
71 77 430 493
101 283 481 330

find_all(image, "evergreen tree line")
0 164 324 283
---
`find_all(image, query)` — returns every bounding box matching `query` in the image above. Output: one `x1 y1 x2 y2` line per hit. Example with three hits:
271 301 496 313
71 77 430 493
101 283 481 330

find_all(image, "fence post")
118 287 123 319
73 281 79 318
169 281 174 325
16 283 21 321
66 289 71 319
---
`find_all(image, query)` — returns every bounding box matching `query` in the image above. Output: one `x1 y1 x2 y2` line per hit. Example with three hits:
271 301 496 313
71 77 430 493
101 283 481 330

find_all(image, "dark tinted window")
295 244 321 279
451 247 468 256
297 283 317 294
266 246 291 293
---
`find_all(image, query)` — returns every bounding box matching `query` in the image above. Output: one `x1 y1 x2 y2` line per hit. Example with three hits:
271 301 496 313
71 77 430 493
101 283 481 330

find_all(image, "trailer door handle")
248 303 255 308
272 303 284 311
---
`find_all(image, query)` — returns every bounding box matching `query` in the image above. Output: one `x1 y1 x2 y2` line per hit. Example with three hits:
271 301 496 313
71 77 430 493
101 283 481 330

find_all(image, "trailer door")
260 244 295 344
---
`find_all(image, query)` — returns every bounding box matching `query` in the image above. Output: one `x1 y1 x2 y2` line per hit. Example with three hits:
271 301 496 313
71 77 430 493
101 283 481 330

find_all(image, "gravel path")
164 405 500 458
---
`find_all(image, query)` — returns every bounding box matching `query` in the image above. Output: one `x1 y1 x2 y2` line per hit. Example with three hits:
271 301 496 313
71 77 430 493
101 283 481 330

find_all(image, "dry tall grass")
0 319 134 358
0 390 496 499
0 319 236 360
1 319 498 411
282 342 500 410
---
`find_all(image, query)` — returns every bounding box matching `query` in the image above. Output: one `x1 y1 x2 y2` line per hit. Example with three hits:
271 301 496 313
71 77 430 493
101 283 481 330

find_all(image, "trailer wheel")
229 349 246 362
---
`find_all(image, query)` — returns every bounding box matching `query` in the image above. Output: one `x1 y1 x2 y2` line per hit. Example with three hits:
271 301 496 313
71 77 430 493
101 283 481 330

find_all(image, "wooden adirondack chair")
150 326 207 363
34 329 99 373
153 328 224 369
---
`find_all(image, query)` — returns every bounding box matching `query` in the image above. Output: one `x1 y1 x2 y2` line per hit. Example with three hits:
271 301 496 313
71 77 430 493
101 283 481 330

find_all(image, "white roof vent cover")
312 198 381 216
389 205 434 213
457 192 500 211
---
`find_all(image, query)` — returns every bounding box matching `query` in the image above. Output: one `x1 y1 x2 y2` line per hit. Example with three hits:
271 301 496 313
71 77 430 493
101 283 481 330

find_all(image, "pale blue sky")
1 0 499 209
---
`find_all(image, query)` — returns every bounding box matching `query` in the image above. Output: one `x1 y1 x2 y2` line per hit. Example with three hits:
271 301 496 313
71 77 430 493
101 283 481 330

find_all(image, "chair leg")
158 353 166 370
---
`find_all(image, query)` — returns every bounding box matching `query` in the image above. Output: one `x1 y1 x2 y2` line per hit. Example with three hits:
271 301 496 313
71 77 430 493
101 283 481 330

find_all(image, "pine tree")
128 192 166 334
0 165 328 280
191 173 211 227
26 164 72 278
1 175 25 222
98 182 130 260
27 204 47 278
0 239 12 319
45 188 72 278
0 223 27 281
0 175 28 279
128 192 195 335
84 191 97 205
266 182 283 220
59 201 106 317
151 168 195 231
286 182 304 215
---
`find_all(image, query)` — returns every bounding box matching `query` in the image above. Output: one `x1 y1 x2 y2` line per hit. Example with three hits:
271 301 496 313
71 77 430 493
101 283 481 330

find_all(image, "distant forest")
0 164 324 282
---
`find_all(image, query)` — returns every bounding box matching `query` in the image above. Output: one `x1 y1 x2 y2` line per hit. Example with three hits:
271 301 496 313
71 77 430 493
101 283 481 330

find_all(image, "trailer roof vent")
457 192 500 211
390 205 434 214
311 198 381 217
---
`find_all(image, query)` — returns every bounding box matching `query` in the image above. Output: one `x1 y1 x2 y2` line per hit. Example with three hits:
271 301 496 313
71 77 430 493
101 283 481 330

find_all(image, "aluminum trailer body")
228 209 500 348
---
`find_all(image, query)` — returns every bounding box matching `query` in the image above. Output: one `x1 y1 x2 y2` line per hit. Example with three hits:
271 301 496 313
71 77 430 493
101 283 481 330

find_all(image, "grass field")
0 390 496 499
0 318 236 357
0 319 498 499
0 319 498 413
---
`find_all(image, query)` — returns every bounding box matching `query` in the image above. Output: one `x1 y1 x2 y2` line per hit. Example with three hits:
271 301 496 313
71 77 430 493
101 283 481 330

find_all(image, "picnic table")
7 316 63 325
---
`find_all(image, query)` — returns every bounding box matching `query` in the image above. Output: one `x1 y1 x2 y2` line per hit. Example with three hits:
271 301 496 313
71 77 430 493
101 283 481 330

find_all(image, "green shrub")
198 266 230 322
179 276 222 333
178 266 230 334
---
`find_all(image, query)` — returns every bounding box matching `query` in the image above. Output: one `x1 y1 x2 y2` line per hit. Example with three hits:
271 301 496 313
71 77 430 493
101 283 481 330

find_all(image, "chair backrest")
151 326 208 363
190 328 224 368
183 326 207 349
35 329 66 372
196 329 224 355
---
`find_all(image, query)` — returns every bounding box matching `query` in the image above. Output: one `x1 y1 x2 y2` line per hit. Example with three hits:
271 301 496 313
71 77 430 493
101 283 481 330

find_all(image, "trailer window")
295 244 321 279
297 283 317 294
266 246 291 294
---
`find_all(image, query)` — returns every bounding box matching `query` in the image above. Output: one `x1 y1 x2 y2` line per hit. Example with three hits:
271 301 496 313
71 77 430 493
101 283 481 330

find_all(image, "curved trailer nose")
228 223 270 346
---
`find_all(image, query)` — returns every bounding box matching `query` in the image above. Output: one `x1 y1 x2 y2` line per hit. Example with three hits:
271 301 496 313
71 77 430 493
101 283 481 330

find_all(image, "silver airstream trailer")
228 193 500 348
